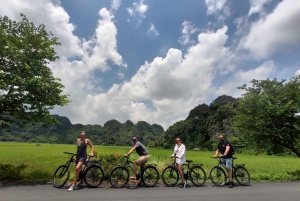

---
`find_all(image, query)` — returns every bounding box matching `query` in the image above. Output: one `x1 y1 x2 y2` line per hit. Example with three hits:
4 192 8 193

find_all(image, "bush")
94 151 125 180
0 163 28 180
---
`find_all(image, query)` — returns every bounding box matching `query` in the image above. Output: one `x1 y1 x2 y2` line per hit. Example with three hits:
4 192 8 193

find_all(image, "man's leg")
226 158 233 188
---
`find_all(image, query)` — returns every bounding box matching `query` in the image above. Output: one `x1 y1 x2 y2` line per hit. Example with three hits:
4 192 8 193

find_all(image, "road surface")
1 182 299 201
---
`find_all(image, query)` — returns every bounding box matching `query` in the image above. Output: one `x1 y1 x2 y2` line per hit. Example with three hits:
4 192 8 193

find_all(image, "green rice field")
0 142 300 183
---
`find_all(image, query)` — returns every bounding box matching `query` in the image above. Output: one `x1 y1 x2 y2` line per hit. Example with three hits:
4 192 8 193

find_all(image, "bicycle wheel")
53 165 70 188
109 166 129 188
234 166 250 186
142 165 159 187
161 166 179 187
189 165 206 187
209 166 226 187
84 165 104 188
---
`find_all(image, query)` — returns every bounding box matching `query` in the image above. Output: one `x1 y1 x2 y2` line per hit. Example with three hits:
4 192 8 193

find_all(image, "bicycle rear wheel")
209 166 226 187
189 165 206 187
84 165 104 188
234 166 250 186
142 165 159 187
109 166 129 188
53 165 70 188
161 166 179 187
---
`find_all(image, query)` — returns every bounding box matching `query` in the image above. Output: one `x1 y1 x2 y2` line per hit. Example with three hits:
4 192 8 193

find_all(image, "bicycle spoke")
142 166 159 187
109 167 129 188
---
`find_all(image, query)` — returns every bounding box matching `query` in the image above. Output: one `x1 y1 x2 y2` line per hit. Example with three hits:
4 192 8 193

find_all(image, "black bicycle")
53 152 104 188
209 157 250 186
161 158 206 187
109 156 159 188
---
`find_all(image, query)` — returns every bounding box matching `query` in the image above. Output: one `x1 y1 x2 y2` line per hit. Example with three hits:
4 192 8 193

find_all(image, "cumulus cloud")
179 21 199 46
217 60 276 97
82 8 127 71
205 0 230 22
127 0 148 26
147 23 159 37
242 0 300 59
248 0 273 16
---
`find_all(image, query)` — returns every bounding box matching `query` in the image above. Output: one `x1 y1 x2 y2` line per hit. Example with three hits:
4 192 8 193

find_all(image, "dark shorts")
77 156 86 163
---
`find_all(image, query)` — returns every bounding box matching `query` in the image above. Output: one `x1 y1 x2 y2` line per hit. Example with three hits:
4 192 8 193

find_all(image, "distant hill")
0 115 164 146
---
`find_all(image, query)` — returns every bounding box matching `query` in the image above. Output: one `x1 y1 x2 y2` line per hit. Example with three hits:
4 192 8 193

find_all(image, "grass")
0 142 300 183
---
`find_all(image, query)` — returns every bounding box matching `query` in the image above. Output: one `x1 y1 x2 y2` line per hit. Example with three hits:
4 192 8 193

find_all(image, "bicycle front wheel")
84 165 104 188
209 166 226 187
109 166 129 188
142 165 159 187
234 166 250 186
161 166 179 187
189 165 206 187
53 165 70 188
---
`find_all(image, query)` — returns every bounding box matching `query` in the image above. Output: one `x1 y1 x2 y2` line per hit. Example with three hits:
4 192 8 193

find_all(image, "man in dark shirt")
125 137 149 179
213 135 234 188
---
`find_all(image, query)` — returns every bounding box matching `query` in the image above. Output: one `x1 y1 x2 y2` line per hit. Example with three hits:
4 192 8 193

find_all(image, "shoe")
228 182 233 188
67 184 78 191
183 181 187 188
76 183 85 187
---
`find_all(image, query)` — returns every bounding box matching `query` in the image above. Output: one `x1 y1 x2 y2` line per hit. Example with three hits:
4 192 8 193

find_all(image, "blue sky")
1 0 300 130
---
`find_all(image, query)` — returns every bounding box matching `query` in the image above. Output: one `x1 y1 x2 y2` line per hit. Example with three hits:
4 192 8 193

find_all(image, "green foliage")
0 115 164 146
0 14 69 128
94 152 125 179
232 76 300 157
0 163 28 180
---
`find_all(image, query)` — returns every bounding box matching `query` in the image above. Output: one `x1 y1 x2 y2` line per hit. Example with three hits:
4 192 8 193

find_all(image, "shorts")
221 158 232 169
77 156 86 163
135 155 150 165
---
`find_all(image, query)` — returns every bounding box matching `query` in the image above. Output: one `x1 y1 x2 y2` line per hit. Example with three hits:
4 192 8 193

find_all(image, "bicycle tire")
142 165 159 187
234 166 250 186
109 166 129 188
161 166 179 187
53 165 70 188
189 165 207 187
209 166 226 187
84 165 104 188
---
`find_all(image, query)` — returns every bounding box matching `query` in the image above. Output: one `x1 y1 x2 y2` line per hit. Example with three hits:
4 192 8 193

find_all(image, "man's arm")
220 145 230 157
213 149 220 157
125 146 137 157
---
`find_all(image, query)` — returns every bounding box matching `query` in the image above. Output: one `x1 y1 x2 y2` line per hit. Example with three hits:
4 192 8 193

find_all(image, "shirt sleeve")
176 145 186 159
134 142 141 148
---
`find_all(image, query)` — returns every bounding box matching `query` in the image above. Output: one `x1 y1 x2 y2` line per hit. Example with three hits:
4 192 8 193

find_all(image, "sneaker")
228 182 233 188
76 183 85 187
183 181 187 189
67 184 78 192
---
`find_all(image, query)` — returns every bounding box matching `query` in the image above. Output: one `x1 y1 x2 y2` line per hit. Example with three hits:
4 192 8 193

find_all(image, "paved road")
1 182 299 201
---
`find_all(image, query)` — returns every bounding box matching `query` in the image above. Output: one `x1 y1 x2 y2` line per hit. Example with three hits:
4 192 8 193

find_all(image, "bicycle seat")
186 160 193 163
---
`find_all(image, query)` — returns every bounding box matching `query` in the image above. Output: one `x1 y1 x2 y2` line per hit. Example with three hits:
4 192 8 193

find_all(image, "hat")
132 137 138 140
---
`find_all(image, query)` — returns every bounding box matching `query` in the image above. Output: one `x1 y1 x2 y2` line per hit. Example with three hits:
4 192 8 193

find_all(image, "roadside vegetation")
1 142 299 184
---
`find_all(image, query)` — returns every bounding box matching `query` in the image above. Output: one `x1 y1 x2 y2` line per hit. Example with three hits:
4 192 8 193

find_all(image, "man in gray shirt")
125 137 150 179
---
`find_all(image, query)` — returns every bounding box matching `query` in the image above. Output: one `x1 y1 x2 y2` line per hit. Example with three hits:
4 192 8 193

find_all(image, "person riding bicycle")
68 131 94 192
124 137 150 180
213 135 234 188
171 138 186 188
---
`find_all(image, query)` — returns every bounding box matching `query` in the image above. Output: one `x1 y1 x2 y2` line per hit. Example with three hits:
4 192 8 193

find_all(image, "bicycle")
53 152 104 188
109 155 159 188
161 158 206 187
209 156 250 187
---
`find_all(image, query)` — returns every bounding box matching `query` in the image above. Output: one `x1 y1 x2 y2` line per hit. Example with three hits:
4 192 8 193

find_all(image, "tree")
0 14 69 127
232 76 300 157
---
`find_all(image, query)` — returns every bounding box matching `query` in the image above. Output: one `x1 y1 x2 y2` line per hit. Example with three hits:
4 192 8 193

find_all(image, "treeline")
0 116 164 146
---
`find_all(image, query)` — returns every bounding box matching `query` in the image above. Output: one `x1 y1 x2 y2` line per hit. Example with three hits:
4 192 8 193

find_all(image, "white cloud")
147 23 159 37
248 0 273 16
217 60 275 97
127 0 148 26
110 0 121 12
0 0 83 58
205 0 230 22
179 21 199 46
242 0 300 59
82 8 127 71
